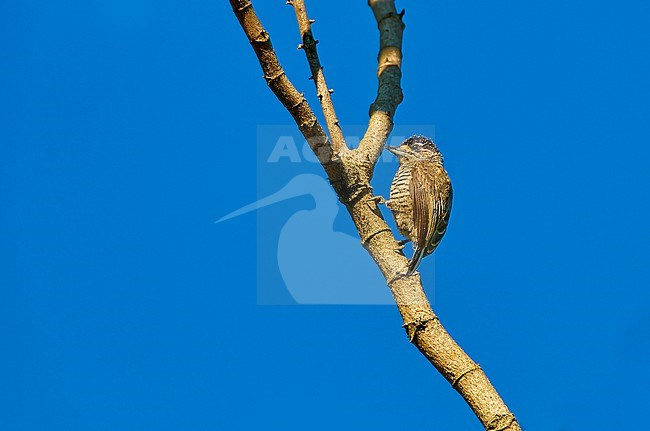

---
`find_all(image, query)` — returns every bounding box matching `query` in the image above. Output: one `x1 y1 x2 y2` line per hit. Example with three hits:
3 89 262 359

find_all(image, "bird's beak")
386 146 408 157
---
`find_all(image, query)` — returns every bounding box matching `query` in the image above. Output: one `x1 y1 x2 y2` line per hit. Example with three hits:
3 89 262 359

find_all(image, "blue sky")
2 1 649 429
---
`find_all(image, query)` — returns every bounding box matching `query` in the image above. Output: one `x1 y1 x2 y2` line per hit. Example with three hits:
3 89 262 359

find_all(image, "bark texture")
229 1 521 429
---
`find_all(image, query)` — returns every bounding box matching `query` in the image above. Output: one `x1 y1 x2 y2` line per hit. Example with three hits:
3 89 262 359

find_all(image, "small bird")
385 135 453 275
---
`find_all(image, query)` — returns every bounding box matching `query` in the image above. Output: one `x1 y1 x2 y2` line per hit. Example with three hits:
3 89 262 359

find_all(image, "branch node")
287 94 306 110
386 271 409 286
264 70 286 86
361 227 393 249
251 30 269 44
337 183 372 205
308 19 316 24
234 1 252 13
402 316 439 342
376 11 404 28
297 43 304 50
486 414 518 431
452 364 482 388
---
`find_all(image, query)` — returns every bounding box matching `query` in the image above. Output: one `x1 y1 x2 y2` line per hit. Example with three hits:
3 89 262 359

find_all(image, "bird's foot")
367 195 387 206
395 238 410 250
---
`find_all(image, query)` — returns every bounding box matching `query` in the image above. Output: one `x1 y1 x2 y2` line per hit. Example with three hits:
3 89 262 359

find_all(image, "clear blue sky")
2 1 649 430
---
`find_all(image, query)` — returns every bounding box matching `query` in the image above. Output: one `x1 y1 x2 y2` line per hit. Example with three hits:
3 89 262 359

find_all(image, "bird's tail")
407 246 426 275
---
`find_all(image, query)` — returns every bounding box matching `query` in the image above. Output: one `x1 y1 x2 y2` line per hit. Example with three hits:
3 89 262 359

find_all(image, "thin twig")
358 0 405 173
290 0 348 156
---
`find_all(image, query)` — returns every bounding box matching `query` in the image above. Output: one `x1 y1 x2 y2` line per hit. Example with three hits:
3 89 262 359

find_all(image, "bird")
384 135 453 275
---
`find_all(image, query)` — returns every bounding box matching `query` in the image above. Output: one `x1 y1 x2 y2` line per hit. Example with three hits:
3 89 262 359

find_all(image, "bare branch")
356 196 523 431
229 0 332 164
290 0 348 156
229 1 522 429
358 0 405 172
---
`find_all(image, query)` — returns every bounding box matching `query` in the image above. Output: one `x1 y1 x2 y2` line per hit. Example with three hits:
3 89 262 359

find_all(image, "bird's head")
386 135 443 164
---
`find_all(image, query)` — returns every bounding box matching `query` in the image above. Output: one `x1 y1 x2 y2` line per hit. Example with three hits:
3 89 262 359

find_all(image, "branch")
349 179 524 431
357 0 405 172
229 1 522 429
229 0 332 164
290 0 348 156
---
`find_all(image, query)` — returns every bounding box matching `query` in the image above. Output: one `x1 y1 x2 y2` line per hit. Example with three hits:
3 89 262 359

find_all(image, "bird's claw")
367 195 387 205
395 238 410 250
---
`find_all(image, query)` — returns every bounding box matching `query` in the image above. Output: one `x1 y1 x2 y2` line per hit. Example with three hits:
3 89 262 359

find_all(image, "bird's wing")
424 177 452 256
408 163 452 274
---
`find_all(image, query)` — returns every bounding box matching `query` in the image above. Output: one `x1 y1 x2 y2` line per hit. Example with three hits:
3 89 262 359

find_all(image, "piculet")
385 135 453 275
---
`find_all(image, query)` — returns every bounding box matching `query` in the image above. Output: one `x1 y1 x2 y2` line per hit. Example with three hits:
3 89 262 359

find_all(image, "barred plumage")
386 135 452 275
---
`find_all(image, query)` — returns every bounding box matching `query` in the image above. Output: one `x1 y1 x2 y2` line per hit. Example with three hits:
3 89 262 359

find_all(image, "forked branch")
229 1 521 429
